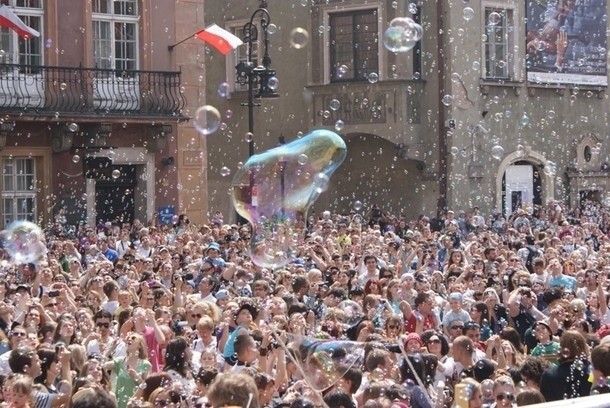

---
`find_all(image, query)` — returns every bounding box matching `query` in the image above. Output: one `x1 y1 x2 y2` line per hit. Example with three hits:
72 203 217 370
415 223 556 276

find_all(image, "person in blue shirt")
99 238 118 263
547 257 577 292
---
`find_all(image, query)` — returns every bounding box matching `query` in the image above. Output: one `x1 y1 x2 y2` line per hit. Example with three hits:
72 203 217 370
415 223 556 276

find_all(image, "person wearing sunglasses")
85 310 114 358
492 375 516 408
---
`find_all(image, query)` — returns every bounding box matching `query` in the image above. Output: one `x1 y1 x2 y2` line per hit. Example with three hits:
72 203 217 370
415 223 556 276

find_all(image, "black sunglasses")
96 322 110 328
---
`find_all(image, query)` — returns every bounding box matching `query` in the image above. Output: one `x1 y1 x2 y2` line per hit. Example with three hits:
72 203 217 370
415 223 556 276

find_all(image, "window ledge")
525 82 607 98
479 79 524 95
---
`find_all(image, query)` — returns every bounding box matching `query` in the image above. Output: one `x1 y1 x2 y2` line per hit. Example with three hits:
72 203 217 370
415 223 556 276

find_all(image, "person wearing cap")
202 242 226 275
404 332 424 353
530 321 560 363
214 289 230 308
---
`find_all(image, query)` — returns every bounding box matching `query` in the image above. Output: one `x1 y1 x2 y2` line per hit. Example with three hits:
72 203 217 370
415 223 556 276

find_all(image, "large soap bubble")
1 221 47 264
294 337 365 391
232 129 346 269
383 17 423 53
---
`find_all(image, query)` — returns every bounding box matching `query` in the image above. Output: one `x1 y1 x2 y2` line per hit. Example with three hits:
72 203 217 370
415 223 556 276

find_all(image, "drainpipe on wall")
436 0 448 217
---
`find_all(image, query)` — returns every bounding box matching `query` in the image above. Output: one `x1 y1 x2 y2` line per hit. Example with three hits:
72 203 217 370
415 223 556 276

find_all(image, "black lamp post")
235 0 279 224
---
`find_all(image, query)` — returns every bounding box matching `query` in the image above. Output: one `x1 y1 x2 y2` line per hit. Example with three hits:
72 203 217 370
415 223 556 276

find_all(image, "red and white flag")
0 5 39 39
195 24 243 55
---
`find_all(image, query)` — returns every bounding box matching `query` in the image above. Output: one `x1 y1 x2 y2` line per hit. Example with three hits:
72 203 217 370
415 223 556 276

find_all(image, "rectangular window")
484 7 513 79
329 9 379 82
225 21 260 93
0 0 43 72
1 157 36 226
93 0 138 72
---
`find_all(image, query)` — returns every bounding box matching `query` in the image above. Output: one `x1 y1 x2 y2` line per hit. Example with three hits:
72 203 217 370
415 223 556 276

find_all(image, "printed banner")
526 0 607 86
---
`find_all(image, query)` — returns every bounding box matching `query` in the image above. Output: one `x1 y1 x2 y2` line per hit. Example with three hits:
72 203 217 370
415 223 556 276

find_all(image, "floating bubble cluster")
383 17 423 53
231 129 346 269
1 221 47 264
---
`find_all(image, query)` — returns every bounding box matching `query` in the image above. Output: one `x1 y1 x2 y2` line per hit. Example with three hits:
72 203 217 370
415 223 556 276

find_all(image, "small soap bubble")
218 82 229 98
383 17 423 53
59 82 67 91
519 114 530 127
194 105 221 136
72 155 81 164
336 64 348 78
267 76 279 90
334 120 345 131
408 3 418 14
491 145 504 160
290 27 310 49
329 99 341 111
391 1 398 8
442 95 454 106
450 146 459 156
463 7 475 21
488 11 502 25
368 72 379 83
314 173 330 193
111 169 121 179
353 200 363 211
107 150 116 161
244 132 254 143
1 221 47 264
220 166 231 177
267 24 278 35
297 154 308 165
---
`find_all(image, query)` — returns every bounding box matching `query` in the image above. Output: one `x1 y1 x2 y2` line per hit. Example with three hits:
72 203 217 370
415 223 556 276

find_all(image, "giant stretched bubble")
231 129 346 269
293 337 365 391
1 221 47 264
383 17 423 53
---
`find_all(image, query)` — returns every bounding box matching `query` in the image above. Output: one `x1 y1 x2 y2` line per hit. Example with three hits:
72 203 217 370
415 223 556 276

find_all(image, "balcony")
0 64 187 119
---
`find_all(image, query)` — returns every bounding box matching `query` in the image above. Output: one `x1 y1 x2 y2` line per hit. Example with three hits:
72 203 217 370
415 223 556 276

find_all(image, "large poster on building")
526 0 607 86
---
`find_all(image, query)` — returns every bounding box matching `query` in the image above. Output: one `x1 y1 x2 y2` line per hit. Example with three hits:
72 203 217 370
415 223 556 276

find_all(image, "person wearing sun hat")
220 300 258 366
530 320 560 364
201 242 226 275
404 332 424 354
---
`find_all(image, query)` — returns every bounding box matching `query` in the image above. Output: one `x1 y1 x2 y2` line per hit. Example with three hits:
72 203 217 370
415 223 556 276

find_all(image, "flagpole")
168 31 202 51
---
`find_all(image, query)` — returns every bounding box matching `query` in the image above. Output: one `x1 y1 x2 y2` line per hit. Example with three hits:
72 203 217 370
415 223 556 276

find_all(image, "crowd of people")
1 200 610 408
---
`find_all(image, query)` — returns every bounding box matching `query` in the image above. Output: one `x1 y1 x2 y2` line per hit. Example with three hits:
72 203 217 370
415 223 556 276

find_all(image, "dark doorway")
580 190 602 209
95 165 137 224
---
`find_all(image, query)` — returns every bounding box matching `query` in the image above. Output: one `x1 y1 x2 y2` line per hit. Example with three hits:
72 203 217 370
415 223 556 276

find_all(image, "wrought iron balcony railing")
0 64 187 117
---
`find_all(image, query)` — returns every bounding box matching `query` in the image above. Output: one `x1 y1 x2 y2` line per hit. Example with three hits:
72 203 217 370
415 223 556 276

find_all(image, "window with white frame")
2 157 36 226
226 21 260 93
92 0 138 72
328 9 379 82
0 0 43 73
483 7 514 80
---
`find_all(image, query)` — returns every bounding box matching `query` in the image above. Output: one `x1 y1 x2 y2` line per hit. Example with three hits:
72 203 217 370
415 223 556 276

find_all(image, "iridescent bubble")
488 11 502 25
267 76 279 90
107 150 116 161
1 221 47 264
244 132 254 143
225 109 233 119
336 65 348 78
72 155 80 163
267 23 278 35
329 99 341 111
367 72 379 83
353 200 363 211
547 110 556 119
217 82 229 98
451 72 461 82
220 166 231 177
111 169 121 179
442 95 454 106
193 105 221 136
297 154 308 165
290 27 310 49
391 1 398 8
463 7 475 21
231 129 347 269
298 337 364 391
519 114 530 127
334 119 345 132
450 146 459 156
383 17 423 53
491 145 504 160
472 61 481 70
67 122 79 132
59 82 67 91
81 193 88 200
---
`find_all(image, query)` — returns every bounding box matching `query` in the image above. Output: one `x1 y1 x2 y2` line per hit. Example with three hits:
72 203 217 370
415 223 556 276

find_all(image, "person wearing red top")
404 292 438 334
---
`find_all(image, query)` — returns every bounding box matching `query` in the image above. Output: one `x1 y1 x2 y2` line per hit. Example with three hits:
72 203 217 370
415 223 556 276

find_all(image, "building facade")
203 0 609 222
0 0 211 228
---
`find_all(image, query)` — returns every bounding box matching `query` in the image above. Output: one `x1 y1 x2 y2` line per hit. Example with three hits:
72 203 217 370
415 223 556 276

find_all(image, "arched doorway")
496 148 554 216
311 133 432 218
